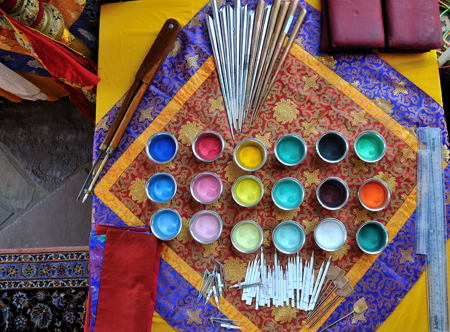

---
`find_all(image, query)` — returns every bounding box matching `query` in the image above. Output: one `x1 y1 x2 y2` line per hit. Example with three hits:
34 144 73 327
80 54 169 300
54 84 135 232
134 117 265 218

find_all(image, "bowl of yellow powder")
233 138 267 171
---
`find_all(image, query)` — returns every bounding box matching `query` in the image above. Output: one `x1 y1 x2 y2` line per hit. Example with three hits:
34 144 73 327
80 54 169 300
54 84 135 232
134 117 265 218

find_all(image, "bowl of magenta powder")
192 130 225 162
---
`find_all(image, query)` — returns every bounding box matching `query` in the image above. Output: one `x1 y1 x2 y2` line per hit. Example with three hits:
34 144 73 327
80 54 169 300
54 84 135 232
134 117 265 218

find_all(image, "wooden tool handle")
107 19 181 153
321 310 354 331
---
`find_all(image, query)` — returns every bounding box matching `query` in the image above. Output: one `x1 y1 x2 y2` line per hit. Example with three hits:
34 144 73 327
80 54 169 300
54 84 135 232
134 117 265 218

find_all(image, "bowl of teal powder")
274 134 307 166
271 177 304 211
356 220 389 254
354 130 386 163
272 221 305 254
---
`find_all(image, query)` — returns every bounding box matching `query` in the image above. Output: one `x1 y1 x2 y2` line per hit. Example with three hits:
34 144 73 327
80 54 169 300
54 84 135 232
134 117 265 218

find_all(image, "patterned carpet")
0 247 89 331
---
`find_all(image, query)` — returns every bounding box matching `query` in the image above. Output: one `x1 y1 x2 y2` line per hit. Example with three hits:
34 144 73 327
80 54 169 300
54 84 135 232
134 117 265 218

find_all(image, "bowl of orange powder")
358 178 391 211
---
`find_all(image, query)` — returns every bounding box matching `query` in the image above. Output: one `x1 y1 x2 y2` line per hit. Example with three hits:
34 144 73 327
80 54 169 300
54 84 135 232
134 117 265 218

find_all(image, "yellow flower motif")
352 208 370 225
271 306 299 324
168 39 182 58
350 80 360 89
205 200 221 210
373 97 394 114
272 207 300 221
317 54 337 70
95 115 110 131
158 161 176 171
263 179 271 196
302 73 319 91
185 53 200 70
301 119 319 137
129 178 147 203
392 80 408 96
273 99 299 124
303 169 321 188
263 230 270 247
186 308 202 324
179 121 203 146
350 110 368 127
224 161 247 182
351 157 369 173
209 96 224 114
443 145 450 163
375 171 398 192
351 312 367 324
176 217 193 244
302 216 320 235
446 190 450 205
326 243 350 261
188 14 202 29
138 107 154 122
203 243 219 258
224 257 247 283
400 146 415 164
255 132 273 149
155 202 171 209
399 246 414 264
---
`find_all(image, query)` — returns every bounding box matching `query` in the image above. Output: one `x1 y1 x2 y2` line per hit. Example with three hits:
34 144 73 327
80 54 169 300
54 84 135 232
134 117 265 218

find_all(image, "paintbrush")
81 19 181 203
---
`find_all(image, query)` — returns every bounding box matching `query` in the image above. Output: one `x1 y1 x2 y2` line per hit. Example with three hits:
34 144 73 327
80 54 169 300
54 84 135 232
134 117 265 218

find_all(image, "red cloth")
95 224 150 235
94 229 162 332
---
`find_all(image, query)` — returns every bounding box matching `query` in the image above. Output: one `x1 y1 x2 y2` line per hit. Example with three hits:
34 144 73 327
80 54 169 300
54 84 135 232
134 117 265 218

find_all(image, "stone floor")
0 96 93 248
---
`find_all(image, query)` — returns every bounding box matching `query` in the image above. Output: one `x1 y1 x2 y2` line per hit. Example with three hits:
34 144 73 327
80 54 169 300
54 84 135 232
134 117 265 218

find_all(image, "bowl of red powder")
192 130 225 162
358 178 391 211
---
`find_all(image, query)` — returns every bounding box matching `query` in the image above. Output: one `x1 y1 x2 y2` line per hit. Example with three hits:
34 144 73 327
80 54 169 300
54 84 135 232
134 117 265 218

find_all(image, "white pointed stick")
309 257 332 311
309 262 324 309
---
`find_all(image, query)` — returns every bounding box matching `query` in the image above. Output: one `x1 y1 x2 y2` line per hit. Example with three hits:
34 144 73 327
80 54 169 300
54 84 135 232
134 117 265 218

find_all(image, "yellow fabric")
97 0 445 331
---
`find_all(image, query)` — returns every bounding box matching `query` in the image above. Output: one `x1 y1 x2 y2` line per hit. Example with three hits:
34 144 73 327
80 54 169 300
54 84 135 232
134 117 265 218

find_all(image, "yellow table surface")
97 0 446 330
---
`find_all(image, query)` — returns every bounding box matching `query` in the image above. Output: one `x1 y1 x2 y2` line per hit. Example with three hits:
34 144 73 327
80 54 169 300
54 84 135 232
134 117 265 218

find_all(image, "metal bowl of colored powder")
272 221 305 254
356 220 389 254
233 138 267 171
314 218 347 252
192 130 225 162
189 210 223 244
316 177 349 210
231 220 264 253
146 172 177 203
190 172 223 204
271 177 304 210
274 134 307 167
354 130 387 163
358 178 391 211
231 175 264 208
150 208 182 241
316 131 349 163
145 131 178 164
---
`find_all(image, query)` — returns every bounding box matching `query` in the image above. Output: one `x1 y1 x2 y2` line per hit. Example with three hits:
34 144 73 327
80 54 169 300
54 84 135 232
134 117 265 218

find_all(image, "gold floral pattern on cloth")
373 97 394 114
129 178 147 204
399 247 415 264
316 54 337 70
105 51 419 330
352 312 367 324
186 308 202 325
326 243 351 261
351 157 369 173
224 257 247 284
392 80 408 96
271 306 300 324
255 132 273 149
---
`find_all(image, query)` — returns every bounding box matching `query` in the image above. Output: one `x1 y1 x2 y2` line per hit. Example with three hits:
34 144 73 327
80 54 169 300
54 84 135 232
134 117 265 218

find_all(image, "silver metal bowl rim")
189 172 223 204
189 210 223 244
230 220 264 253
274 133 308 167
354 130 387 163
316 177 350 211
271 177 305 211
313 218 348 252
358 178 391 211
355 220 389 254
315 130 349 163
145 131 179 164
272 220 306 254
150 208 182 241
231 175 264 208
233 138 268 171
192 130 225 162
145 172 177 203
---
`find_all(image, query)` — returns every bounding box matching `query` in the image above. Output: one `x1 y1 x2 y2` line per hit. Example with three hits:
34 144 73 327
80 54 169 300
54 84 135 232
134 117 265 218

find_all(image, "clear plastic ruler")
416 127 449 332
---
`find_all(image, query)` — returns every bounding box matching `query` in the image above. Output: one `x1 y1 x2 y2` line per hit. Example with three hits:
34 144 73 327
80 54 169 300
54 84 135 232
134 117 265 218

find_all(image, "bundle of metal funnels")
206 0 307 139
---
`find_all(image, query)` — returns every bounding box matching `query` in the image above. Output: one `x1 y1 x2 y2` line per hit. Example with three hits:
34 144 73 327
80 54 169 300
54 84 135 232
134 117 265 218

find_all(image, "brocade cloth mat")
89 0 450 331
0 247 89 331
